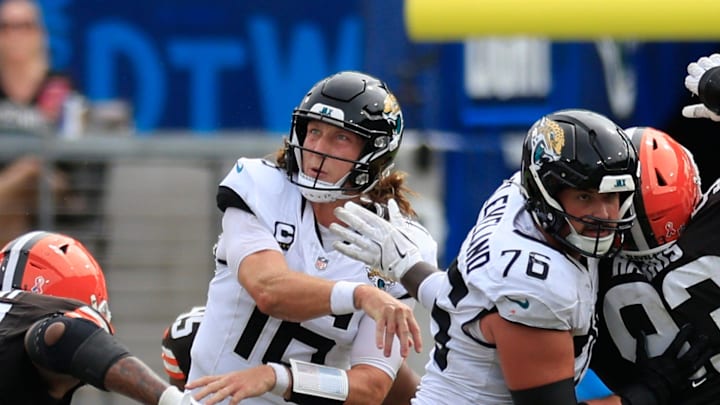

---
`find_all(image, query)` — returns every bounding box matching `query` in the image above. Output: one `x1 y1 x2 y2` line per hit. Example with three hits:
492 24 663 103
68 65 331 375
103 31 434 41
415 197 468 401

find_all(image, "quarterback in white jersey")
189 158 436 404
332 109 643 405
187 71 437 405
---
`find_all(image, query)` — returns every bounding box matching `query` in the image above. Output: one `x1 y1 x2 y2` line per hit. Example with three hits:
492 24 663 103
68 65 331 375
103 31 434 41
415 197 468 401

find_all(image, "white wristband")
268 362 290 397
330 281 362 315
158 386 184 405
289 358 349 401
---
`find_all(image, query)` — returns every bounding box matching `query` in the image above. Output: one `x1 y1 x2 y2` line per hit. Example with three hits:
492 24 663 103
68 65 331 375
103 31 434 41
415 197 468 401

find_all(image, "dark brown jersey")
593 179 720 404
161 306 205 383
0 289 111 404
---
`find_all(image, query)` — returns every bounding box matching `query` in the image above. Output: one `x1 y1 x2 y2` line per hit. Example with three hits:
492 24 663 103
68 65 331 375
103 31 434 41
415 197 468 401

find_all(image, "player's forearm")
344 364 394 405
103 356 169 404
238 252 336 321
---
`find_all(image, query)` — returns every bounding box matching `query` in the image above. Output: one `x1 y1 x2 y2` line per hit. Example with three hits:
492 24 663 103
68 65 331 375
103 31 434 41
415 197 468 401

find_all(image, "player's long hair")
273 146 417 217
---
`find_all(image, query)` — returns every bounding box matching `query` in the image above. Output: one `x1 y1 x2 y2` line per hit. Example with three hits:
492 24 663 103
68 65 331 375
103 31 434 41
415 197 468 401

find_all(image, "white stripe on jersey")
64 305 111 333
0 289 22 299
161 346 183 374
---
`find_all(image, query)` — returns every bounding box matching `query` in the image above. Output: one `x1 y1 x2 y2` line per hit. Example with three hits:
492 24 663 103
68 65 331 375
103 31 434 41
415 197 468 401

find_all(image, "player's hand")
684 53 720 121
620 324 712 405
330 199 423 281
354 284 423 357
685 54 720 94
186 366 275 405
682 103 720 121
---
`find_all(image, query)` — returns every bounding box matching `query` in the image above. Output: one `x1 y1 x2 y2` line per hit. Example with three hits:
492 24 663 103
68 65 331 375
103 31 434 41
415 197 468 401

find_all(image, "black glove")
618 323 712 405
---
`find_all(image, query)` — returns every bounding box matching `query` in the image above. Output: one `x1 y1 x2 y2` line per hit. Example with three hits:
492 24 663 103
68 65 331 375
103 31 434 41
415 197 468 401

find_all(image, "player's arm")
160 306 205 390
189 308 409 404
161 328 187 390
24 312 199 405
477 313 578 405
188 361 394 405
223 207 422 357
383 361 420 405
587 324 711 405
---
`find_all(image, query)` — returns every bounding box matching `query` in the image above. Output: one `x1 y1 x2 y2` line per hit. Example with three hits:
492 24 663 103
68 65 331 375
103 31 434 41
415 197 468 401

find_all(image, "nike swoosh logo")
506 297 529 309
235 161 244 173
692 377 707 388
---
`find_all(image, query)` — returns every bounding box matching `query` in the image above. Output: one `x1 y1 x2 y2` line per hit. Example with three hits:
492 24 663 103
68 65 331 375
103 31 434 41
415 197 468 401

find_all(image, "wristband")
289 358 348 402
330 281 362 315
158 386 184 405
268 362 290 397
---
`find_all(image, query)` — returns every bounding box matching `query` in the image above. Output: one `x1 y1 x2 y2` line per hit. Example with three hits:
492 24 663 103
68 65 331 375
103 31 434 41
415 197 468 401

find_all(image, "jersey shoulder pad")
219 158 300 214
63 305 113 334
467 236 589 330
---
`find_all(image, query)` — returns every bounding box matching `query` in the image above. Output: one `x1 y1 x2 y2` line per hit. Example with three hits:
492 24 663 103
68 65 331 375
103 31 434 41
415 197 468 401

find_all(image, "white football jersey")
189 158 437 404
413 172 598 405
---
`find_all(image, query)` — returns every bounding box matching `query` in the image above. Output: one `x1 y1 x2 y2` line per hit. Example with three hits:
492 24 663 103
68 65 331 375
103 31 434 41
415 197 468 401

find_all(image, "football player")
0 231 198 404
590 132 719 404
330 110 710 405
162 305 422 404
185 71 438 404
161 306 205 390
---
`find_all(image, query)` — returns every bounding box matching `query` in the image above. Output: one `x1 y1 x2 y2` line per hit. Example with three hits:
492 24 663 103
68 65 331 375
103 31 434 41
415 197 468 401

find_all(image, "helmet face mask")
0 231 111 322
285 71 403 203
521 109 640 258
623 127 702 255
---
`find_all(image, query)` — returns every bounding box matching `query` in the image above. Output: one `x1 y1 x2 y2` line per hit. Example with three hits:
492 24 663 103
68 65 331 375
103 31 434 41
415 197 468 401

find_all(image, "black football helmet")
285 71 404 202
521 109 639 258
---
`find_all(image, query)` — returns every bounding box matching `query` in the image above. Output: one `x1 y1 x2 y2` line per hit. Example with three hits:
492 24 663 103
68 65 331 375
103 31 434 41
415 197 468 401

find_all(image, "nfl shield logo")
315 256 329 270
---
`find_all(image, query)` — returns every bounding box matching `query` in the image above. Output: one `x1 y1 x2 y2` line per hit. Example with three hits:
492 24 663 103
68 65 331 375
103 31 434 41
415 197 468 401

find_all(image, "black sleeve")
217 185 254 214
509 378 579 405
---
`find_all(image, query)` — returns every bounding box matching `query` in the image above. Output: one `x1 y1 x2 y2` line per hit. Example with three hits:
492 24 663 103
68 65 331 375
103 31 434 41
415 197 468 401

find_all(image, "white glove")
330 199 423 281
683 53 720 121
158 386 201 405
685 54 720 94
682 103 720 121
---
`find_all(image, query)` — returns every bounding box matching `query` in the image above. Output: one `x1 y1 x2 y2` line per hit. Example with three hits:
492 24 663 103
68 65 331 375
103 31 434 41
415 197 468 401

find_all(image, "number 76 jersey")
414 174 598 405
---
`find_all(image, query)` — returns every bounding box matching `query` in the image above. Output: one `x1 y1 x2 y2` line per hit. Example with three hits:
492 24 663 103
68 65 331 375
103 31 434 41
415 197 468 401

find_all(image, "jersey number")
234 306 350 364
604 256 720 373
432 250 552 369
